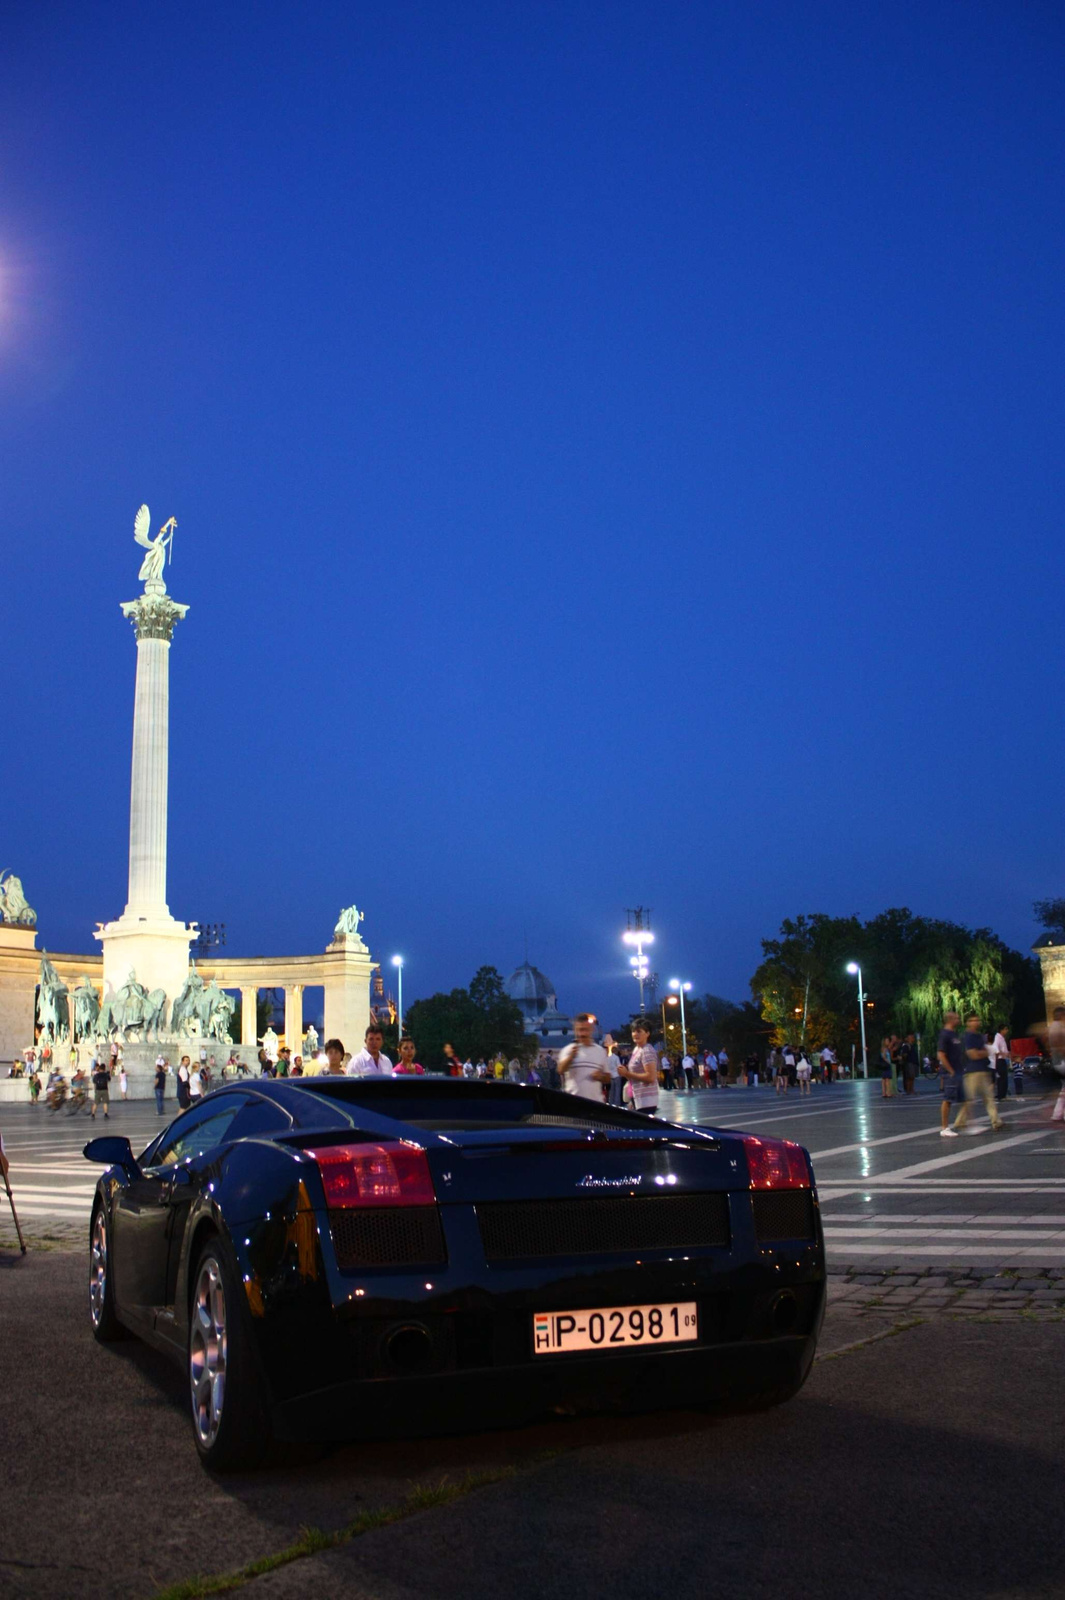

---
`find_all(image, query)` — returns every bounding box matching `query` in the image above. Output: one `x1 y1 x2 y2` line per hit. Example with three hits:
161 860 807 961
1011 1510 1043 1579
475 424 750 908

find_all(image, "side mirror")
84 1136 139 1173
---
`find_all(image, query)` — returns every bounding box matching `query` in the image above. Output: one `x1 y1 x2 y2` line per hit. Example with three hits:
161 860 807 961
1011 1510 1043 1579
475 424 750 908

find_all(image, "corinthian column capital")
121 592 189 642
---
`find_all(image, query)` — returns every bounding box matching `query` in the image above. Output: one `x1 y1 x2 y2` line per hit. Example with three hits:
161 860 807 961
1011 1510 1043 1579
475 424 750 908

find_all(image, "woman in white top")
619 1020 660 1115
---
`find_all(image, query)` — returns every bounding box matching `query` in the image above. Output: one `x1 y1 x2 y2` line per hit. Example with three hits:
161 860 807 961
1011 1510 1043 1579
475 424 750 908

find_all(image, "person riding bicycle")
46 1068 67 1109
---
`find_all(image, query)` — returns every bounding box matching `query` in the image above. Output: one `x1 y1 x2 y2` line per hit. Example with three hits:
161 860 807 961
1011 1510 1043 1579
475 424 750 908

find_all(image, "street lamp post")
845 962 868 1078
391 955 404 1040
668 979 692 1058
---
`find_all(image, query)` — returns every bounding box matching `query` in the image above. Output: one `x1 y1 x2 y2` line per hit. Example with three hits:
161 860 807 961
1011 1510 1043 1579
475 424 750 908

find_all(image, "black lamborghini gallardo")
84 1076 824 1470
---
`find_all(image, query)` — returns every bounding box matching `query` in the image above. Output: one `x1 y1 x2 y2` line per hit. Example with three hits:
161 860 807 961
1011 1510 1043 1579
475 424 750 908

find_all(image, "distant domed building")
506 961 572 1050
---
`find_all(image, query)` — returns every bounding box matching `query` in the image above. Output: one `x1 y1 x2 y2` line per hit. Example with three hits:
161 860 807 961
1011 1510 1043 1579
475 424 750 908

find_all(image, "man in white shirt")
345 1025 394 1077
188 1063 204 1100
680 1052 696 1091
558 1013 612 1101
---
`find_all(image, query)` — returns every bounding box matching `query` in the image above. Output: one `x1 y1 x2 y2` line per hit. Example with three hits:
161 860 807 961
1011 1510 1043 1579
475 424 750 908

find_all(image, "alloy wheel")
190 1258 228 1448
89 1210 107 1328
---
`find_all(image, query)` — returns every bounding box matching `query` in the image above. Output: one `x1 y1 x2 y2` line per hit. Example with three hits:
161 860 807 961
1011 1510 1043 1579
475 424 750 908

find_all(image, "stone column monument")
95 506 194 1007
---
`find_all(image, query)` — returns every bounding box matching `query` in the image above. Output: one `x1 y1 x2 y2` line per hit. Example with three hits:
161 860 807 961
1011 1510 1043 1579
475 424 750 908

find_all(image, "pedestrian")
89 1058 111 1120
118 1062 128 1101
291 1054 304 1076
1050 1007 1065 1121
154 1055 167 1115
395 1037 425 1075
950 1012 1004 1134
320 1038 346 1075
796 1050 812 1095
899 1033 918 1095
717 1048 730 1084
937 1012 964 1137
777 1044 794 1095
745 1052 760 1086
604 1035 624 1105
475 1057 487 1078
28 1070 41 1106
990 1024 1011 1102
442 1042 463 1077
821 1045 837 1083
705 1050 719 1089
346 1025 394 1077
188 1060 204 1101
681 1050 696 1091
176 1055 191 1108
558 1013 612 1101
618 1018 660 1115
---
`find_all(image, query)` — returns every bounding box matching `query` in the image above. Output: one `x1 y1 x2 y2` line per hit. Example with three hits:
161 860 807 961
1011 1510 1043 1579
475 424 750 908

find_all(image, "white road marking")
827 1242 1065 1259
864 1130 1054 1179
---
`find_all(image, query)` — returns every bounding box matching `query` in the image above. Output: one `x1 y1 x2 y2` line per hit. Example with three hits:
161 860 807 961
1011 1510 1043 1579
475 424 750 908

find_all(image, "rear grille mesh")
329 1206 447 1268
752 1190 816 1242
477 1193 729 1261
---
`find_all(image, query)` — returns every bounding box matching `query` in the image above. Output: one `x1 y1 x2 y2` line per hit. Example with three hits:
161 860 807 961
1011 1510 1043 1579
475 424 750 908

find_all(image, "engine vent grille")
752 1190 816 1243
477 1193 729 1261
329 1206 447 1268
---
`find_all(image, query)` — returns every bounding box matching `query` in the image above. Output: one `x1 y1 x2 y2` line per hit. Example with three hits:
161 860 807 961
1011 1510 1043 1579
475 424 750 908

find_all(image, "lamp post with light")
669 979 692 1059
392 955 404 1040
623 916 654 1012
846 962 868 1078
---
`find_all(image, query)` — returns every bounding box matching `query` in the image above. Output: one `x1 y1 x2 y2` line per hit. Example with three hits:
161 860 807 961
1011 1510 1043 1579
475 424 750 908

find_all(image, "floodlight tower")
622 907 654 1013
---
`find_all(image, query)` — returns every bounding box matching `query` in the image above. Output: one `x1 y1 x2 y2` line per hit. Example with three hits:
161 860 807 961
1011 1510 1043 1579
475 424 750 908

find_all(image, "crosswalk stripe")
828 1242 1065 1258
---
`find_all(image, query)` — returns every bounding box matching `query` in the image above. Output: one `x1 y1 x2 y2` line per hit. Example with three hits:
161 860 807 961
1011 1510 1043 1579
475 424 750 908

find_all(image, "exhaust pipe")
384 1323 435 1373
769 1291 799 1335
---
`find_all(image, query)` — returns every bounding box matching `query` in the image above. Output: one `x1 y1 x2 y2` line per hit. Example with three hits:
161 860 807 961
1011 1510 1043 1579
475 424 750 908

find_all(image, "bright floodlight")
392 954 404 967
846 962 859 974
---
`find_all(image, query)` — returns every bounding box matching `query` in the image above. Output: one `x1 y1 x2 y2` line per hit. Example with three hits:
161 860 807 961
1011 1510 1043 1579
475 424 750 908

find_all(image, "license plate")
532 1300 698 1355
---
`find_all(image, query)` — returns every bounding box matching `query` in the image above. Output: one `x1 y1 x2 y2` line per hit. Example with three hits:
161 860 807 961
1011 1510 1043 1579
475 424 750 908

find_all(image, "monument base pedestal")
94 913 194 1013
0 1041 261 1103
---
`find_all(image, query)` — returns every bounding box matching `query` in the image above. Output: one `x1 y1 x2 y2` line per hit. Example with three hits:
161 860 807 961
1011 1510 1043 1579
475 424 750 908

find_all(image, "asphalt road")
1 1247 1060 1600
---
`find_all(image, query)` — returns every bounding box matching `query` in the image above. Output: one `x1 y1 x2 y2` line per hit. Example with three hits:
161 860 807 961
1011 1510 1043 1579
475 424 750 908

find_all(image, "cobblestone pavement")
828 1261 1065 1316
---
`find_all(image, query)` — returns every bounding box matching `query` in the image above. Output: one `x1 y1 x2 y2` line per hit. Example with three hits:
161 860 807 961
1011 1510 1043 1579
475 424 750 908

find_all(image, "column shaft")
284 985 303 1056
241 988 258 1048
126 636 171 915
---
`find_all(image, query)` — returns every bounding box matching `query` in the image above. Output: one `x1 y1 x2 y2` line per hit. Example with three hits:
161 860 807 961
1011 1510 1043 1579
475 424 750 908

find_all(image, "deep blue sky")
2 1 1063 1028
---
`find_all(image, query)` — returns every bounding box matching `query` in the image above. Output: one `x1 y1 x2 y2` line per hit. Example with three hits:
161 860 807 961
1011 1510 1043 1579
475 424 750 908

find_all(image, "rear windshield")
296 1079 646 1130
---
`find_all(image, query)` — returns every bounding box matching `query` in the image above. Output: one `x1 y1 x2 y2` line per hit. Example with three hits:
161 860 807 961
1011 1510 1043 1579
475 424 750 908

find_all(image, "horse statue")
36 955 69 1042
171 966 207 1037
142 989 169 1041
73 977 100 1042
205 988 235 1043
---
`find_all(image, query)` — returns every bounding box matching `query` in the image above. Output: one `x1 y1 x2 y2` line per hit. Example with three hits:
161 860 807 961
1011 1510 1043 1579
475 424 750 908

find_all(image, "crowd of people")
15 1008 1063 1132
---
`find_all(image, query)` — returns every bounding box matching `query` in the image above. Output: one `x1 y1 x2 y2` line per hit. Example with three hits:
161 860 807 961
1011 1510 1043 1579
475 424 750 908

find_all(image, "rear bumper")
270 1327 819 1441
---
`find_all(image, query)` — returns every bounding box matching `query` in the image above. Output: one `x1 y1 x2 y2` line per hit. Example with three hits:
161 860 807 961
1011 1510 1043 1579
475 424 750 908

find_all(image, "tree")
403 967 530 1070
751 907 1040 1053
1034 898 1065 942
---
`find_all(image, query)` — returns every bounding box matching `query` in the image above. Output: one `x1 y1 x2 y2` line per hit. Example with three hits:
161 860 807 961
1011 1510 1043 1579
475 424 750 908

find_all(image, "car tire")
89 1202 127 1343
188 1238 271 1472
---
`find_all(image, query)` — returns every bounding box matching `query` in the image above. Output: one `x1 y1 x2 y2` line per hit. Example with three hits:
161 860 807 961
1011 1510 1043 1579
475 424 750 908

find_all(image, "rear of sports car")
246 1085 825 1442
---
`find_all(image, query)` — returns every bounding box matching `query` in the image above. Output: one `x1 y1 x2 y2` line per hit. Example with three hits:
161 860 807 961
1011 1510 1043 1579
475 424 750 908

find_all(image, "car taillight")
742 1136 809 1190
304 1142 436 1208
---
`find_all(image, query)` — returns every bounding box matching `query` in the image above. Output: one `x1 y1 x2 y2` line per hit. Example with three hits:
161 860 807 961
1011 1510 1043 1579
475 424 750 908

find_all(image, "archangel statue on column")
133 504 177 589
